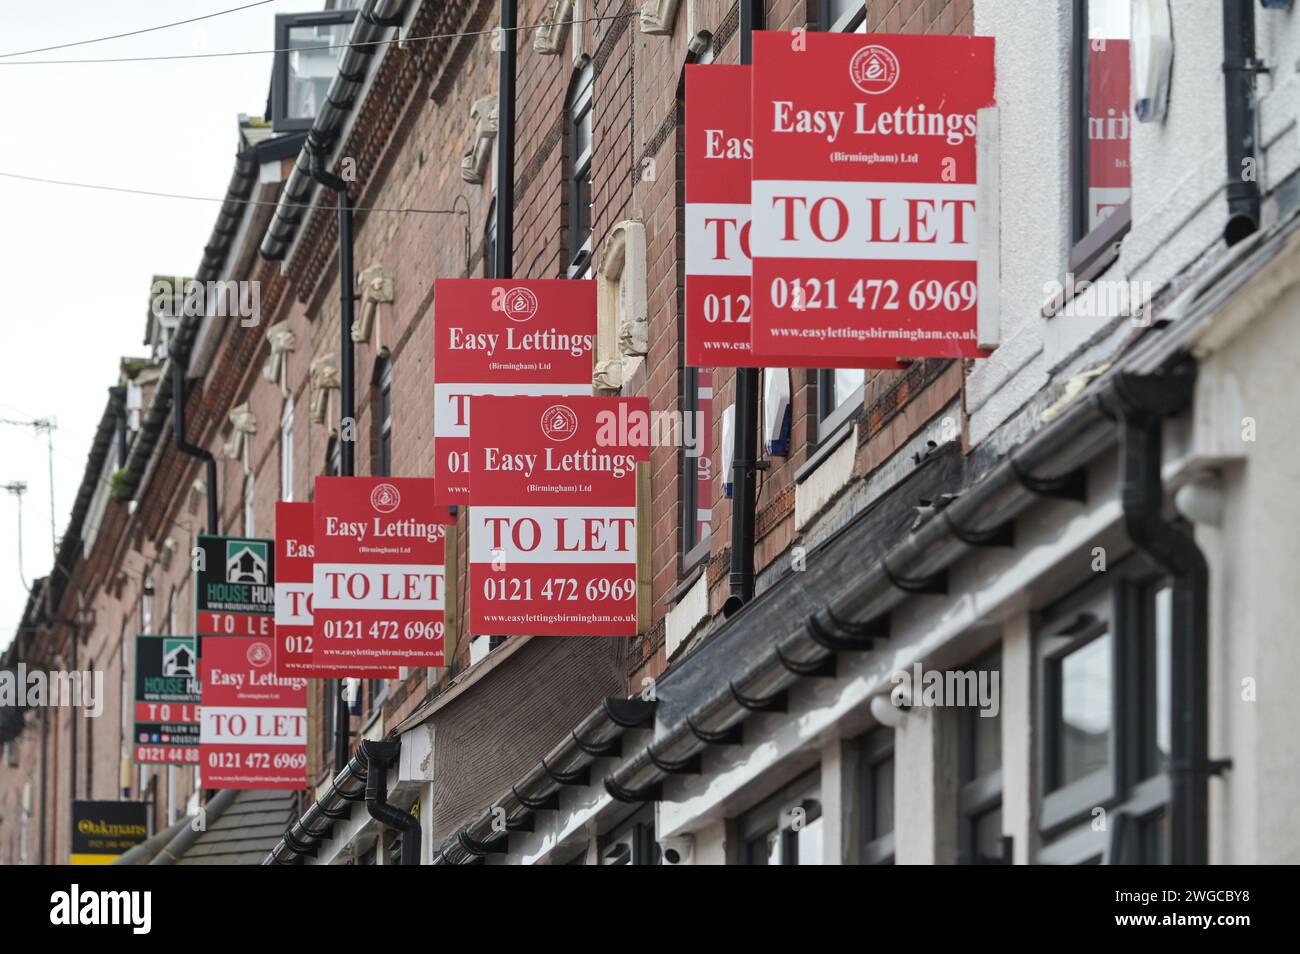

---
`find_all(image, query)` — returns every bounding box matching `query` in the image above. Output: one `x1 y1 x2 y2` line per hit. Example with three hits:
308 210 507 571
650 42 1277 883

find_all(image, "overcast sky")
0 1 321 649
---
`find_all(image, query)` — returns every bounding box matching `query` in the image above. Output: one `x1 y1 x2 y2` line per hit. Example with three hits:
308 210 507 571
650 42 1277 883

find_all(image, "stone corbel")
592 358 623 394
459 96 499 184
261 322 296 395
310 353 340 427
353 264 394 348
224 403 256 466
534 0 574 54
639 0 681 36
599 220 649 393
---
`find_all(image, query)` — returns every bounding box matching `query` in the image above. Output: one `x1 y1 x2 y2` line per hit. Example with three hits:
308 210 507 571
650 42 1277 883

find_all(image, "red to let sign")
312 477 454 672
434 279 596 504
274 502 396 679
468 396 648 637
751 31 995 362
685 63 902 371
199 636 307 790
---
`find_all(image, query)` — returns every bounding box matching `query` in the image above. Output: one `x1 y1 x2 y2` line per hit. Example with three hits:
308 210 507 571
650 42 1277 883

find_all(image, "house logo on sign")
163 638 196 677
246 641 273 668
503 286 539 323
849 45 900 95
541 404 579 442
370 482 401 514
226 541 268 584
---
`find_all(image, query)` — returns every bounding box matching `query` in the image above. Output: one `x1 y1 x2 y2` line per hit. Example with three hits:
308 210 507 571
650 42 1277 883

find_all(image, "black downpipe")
171 348 219 535
495 0 516 280
725 0 764 616
1109 365 1209 865
361 740 420 865
1222 0 1261 247
310 146 357 776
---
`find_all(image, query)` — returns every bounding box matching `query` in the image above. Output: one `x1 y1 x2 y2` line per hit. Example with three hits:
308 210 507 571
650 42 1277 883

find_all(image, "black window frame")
374 355 393 479
598 807 660 865
1037 558 1174 864
566 61 595 278
270 10 359 133
958 648 1009 864
812 0 866 33
1067 0 1132 284
857 729 896 865
483 196 498 280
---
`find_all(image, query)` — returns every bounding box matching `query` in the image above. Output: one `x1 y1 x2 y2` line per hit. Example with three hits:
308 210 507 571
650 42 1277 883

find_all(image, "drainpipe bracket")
604 777 663 804
729 681 787 713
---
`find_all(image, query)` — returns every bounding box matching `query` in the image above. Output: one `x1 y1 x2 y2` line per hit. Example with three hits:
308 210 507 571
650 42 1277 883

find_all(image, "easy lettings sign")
274 502 397 679
433 279 596 505
749 31 995 362
312 476 455 671
199 636 307 789
468 395 650 637
684 63 901 370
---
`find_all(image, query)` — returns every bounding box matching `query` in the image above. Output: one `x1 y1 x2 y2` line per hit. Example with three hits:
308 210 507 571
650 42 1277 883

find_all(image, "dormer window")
271 10 358 132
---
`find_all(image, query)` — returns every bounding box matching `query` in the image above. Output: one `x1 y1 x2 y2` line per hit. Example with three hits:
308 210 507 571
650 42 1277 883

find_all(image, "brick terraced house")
4 0 1300 866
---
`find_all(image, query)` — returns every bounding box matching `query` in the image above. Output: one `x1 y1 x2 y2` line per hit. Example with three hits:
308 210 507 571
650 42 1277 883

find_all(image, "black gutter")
1222 0 1262 246
308 145 359 777
1104 367 1210 864
266 742 370 864
725 0 765 615
495 0 516 280
361 740 420 864
171 344 219 535
259 0 408 261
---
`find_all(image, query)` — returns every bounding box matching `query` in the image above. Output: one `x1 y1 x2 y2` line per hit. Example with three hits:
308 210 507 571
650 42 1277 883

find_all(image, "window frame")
566 61 595 278
738 770 823 865
857 729 896 865
1067 0 1132 284
1037 558 1174 864
815 0 866 33
958 648 1008 864
483 196 498 280
270 10 358 133
598 807 660 865
815 370 866 447
374 356 393 478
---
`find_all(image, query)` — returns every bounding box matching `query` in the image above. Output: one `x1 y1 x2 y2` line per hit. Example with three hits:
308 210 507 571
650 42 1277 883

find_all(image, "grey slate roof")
175 790 298 865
